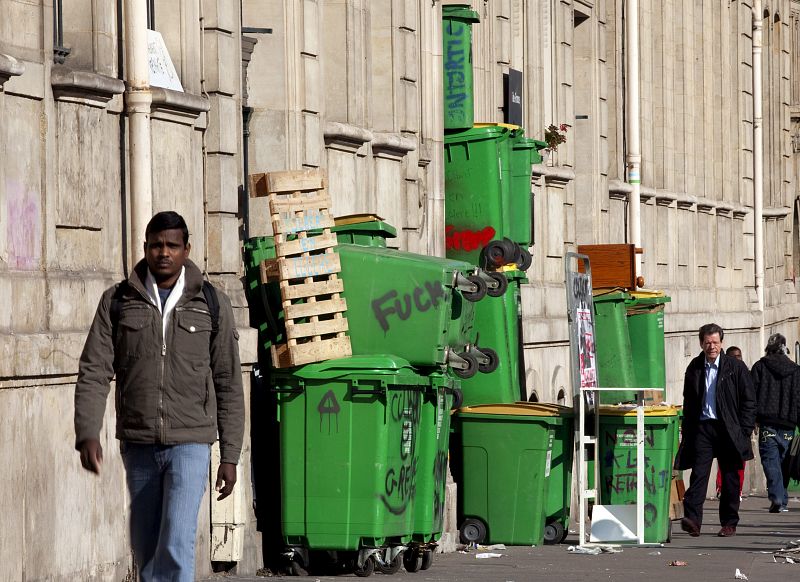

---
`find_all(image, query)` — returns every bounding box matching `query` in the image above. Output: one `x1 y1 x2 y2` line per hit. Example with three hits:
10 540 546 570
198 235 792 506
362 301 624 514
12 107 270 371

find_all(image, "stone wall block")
48 276 112 332
206 94 239 154
206 154 240 214
302 54 321 114
203 30 238 96
0 389 25 582
401 27 418 82
302 111 321 167
206 213 242 274
24 386 129 580
3 0 43 57
10 276 47 333
302 0 320 56
202 0 238 33
401 79 419 134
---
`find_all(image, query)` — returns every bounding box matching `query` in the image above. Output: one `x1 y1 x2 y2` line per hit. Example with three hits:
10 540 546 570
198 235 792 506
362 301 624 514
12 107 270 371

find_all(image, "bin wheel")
462 275 487 302
452 353 478 379
459 518 487 544
354 556 375 578
287 560 308 577
420 549 433 571
543 521 565 545
485 271 508 297
403 549 422 573
515 248 532 271
477 347 499 374
450 388 464 410
504 238 522 261
376 552 402 575
483 240 510 268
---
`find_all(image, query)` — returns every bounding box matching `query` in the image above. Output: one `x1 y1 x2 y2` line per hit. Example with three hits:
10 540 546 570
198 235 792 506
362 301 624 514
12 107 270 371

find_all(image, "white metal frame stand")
565 251 663 547
577 386 662 547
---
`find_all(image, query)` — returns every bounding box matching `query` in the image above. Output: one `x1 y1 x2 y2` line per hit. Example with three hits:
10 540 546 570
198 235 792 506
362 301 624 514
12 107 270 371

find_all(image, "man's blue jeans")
758 426 793 510
121 442 210 582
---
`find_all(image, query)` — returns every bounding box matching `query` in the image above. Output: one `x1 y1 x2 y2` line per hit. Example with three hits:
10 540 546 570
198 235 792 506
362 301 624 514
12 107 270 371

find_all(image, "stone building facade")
0 0 798 579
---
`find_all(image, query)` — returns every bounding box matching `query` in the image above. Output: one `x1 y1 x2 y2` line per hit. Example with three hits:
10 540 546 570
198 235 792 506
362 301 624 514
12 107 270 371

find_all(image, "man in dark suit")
675 323 757 537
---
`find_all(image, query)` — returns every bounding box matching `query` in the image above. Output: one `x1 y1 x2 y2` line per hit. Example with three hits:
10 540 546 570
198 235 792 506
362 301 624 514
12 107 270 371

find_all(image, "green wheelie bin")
626 291 671 389
507 135 541 248
442 5 480 130
457 268 527 407
247 220 499 375
598 405 680 543
453 403 559 546
444 124 516 266
243 237 286 353
404 372 459 573
592 290 637 404
271 356 428 573
536 403 575 544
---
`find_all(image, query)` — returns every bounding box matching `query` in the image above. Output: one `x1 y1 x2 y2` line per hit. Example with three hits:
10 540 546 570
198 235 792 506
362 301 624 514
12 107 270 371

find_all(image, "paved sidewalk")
202 495 800 582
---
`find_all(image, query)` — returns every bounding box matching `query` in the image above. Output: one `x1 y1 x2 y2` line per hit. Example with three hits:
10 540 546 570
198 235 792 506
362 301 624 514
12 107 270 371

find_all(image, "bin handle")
351 379 386 396
271 380 304 394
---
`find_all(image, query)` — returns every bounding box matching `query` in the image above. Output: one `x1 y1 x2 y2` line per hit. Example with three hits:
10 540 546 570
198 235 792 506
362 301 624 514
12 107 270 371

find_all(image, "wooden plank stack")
250 169 352 368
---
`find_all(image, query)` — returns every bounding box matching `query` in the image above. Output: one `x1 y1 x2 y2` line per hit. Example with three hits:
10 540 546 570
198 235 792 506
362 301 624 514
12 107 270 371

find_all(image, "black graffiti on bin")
601 428 671 529
432 450 449 531
371 281 447 333
317 389 341 435
380 390 422 515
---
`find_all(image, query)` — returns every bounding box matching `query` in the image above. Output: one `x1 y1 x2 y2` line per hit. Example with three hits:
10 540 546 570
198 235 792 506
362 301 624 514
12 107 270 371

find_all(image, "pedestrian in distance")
675 323 757 537
750 332 800 513
714 346 748 500
74 211 244 582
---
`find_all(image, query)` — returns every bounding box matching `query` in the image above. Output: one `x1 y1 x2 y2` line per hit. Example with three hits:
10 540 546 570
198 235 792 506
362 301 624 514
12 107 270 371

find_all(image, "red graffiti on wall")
445 225 496 252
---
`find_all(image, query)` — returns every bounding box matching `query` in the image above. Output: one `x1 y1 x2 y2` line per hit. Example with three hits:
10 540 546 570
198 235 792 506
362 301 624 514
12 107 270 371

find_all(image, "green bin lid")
442 5 480 22
332 217 397 239
244 236 276 268
458 402 561 417
512 137 540 151
592 289 632 302
444 124 511 145
274 355 425 381
599 404 679 417
626 291 671 306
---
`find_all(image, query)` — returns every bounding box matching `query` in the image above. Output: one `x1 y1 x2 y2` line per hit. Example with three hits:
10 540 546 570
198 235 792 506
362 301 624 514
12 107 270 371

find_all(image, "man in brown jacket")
74 211 244 582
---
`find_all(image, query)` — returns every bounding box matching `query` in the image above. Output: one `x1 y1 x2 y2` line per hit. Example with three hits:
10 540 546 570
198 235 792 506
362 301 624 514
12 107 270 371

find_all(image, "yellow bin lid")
599 404 679 417
458 402 560 417
629 289 666 299
473 122 522 131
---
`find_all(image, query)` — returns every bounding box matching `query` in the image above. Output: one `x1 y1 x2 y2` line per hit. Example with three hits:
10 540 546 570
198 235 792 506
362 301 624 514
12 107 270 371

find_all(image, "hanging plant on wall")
544 123 569 153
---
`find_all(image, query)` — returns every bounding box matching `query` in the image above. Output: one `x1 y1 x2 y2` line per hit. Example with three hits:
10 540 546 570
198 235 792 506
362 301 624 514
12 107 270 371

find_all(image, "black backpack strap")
109 279 129 345
202 280 220 336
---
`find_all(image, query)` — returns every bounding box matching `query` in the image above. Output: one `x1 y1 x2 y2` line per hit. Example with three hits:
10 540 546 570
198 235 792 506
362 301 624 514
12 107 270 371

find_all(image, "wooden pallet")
251 169 352 368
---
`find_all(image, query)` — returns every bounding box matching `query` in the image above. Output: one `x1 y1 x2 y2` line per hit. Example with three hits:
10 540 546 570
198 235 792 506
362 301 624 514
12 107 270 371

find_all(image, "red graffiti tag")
445 225 496 252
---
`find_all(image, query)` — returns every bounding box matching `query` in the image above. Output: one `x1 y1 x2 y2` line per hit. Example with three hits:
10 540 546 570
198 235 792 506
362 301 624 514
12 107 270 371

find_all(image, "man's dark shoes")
769 503 782 513
680 517 700 537
718 526 736 537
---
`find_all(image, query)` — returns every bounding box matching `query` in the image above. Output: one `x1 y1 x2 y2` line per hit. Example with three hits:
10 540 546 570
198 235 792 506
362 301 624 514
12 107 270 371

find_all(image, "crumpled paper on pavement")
566 545 622 555
475 552 503 559
668 560 688 567
734 568 748 580
773 539 800 564
477 544 507 551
